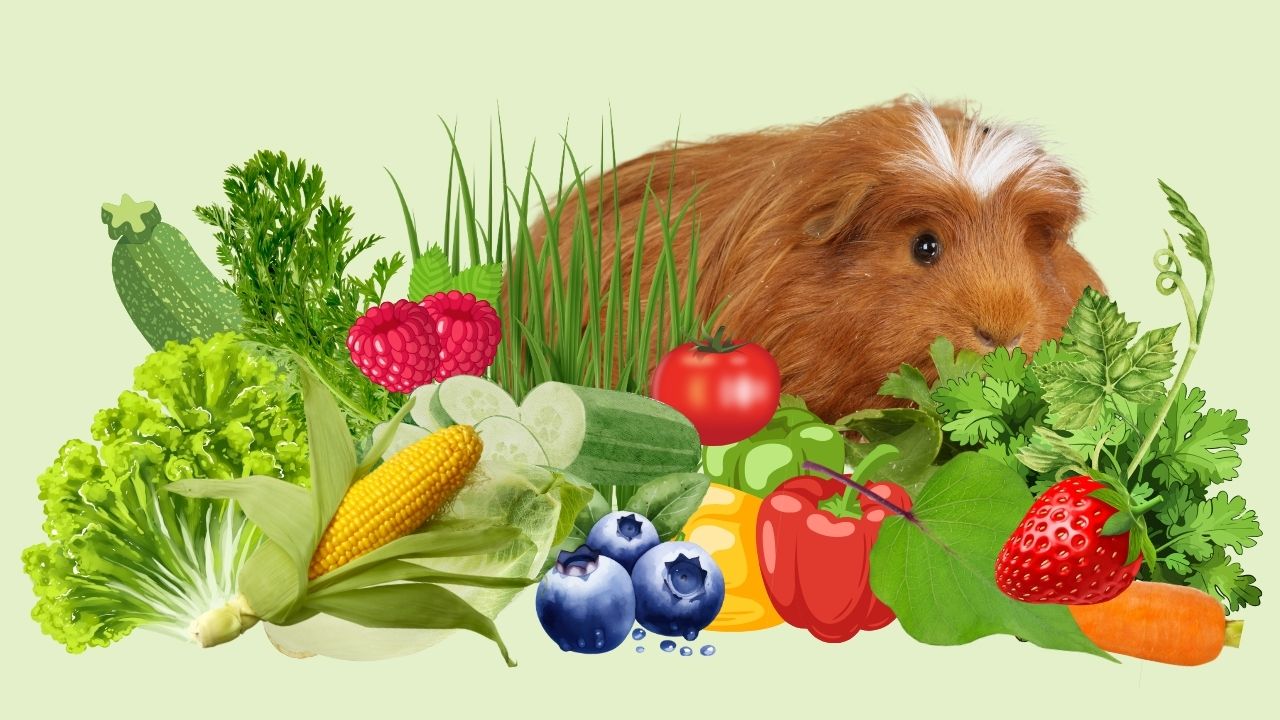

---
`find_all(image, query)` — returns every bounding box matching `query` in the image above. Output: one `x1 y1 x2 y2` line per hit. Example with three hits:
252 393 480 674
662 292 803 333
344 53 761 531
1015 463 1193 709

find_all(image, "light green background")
3 1 1277 716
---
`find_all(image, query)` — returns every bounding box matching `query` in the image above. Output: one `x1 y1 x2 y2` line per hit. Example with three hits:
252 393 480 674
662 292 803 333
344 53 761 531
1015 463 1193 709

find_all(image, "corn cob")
308 424 482 579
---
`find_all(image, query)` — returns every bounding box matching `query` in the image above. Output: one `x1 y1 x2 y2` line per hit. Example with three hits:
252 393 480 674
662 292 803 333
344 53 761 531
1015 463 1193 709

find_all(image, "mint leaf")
878 363 937 412
870 453 1112 660
408 246 453 301
1166 491 1261 560
1188 547 1261 612
453 262 504 307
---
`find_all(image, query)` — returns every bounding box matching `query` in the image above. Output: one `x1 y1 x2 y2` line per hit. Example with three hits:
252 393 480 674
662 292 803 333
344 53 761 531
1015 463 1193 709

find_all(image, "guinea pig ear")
802 182 874 242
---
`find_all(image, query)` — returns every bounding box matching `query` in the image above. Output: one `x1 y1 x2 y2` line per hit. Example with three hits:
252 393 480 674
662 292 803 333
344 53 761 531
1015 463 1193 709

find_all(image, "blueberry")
630 541 726 638
586 511 660 572
535 545 635 654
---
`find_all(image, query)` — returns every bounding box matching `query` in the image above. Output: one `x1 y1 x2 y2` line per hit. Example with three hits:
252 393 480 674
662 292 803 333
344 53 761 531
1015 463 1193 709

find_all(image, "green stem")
298 355 382 425
1125 245 1214 482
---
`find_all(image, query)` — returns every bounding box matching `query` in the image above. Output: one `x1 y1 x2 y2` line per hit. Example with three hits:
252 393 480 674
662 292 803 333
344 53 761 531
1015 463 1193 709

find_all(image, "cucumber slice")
435 376 518 426
474 415 550 465
517 381 587 468
408 384 443 431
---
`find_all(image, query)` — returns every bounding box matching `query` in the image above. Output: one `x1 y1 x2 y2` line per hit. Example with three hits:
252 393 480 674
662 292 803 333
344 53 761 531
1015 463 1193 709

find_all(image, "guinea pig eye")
911 233 942 265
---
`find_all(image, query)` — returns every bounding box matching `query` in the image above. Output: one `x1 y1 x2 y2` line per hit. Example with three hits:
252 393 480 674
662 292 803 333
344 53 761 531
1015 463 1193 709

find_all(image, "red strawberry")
419 290 502 381
347 299 441 393
995 475 1142 605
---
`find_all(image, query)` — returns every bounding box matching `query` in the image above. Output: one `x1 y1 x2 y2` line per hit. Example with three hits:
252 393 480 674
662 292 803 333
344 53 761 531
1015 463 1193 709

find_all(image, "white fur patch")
900 102 1064 198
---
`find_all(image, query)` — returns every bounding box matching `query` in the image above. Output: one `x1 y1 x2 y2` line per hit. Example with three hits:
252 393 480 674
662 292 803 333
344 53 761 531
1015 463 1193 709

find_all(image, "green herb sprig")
196 150 405 432
879 182 1261 611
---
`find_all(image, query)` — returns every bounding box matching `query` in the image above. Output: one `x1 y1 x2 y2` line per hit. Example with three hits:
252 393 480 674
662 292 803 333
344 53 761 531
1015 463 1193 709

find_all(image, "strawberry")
347 299 442 393
995 475 1155 605
419 290 502 381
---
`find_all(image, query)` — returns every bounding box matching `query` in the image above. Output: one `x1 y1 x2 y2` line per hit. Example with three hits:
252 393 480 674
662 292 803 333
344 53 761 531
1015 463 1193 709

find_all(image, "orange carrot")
1068 581 1243 666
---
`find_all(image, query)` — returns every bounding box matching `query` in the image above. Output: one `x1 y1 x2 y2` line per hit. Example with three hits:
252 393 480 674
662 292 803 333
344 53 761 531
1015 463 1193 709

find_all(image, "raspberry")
347 300 442 393
419 290 502 381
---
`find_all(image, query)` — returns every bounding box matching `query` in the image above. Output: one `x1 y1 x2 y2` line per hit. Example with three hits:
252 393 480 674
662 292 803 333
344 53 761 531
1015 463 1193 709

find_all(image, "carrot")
1067 581 1243 666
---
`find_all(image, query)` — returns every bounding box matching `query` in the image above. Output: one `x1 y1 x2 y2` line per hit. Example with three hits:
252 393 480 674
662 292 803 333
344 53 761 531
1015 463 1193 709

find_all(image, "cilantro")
875 182 1262 612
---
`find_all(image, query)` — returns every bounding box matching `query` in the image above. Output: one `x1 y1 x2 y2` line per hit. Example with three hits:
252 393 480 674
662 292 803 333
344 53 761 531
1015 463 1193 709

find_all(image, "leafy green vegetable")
21 333 310 652
869 453 1112 660
405 243 503 307
880 182 1261 611
837 407 943 498
619 473 711 540
197 150 405 435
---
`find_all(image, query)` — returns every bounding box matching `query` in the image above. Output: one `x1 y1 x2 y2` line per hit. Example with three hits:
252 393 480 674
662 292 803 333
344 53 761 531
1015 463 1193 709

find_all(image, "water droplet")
558 640 571 652
594 628 605 648
635 645 646 654
660 640 676 652
683 629 699 641
700 645 716 656
632 628 647 641
680 646 693 656
576 638 586 649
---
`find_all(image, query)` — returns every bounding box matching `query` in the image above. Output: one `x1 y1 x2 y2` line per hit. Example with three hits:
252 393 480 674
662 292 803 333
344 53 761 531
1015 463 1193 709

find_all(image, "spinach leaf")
870 452 1113 660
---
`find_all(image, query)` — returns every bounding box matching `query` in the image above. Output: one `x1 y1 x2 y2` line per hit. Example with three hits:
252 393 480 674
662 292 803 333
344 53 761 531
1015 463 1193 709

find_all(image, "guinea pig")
529 96 1103 421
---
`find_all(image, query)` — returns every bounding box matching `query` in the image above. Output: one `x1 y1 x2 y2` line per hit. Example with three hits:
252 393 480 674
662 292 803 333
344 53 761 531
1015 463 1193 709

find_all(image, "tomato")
650 329 781 446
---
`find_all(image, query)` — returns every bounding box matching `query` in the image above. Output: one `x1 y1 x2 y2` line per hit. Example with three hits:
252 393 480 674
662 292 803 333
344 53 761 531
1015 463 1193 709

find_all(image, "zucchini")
102 194 242 349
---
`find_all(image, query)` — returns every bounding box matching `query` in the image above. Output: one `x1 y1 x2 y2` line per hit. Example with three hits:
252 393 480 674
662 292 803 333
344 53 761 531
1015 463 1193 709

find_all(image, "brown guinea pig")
529 96 1103 421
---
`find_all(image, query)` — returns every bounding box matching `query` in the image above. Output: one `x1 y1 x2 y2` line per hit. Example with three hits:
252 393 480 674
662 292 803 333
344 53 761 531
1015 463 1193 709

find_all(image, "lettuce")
21 333 310 652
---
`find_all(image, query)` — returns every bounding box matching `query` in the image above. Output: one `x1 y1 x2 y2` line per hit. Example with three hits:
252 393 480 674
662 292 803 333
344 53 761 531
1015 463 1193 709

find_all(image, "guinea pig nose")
974 327 1024 350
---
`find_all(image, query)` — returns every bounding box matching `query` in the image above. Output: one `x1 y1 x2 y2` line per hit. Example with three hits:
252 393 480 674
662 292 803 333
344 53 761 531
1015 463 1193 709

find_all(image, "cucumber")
517 382 586 468
103 194 242 349
424 376 699 490
474 415 549 465
553 384 701 489
432 375 518 427
408 384 443 431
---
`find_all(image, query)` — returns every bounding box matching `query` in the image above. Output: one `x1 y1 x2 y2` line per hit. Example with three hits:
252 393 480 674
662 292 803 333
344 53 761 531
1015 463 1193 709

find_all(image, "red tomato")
650 331 781 446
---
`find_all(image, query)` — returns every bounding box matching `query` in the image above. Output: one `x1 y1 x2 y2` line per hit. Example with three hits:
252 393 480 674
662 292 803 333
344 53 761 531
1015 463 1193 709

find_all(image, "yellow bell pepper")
681 483 783 631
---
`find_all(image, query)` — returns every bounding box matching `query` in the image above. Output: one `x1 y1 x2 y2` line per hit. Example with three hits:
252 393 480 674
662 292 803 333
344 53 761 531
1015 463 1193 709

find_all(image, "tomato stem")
694 326 745 354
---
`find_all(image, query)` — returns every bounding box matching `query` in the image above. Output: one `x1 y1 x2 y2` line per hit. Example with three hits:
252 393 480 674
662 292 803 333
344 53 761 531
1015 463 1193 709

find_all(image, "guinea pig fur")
529 96 1104 422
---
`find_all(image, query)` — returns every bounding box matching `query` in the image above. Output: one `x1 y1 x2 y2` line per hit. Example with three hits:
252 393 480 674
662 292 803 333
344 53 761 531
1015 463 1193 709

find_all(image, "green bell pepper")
702 404 846 498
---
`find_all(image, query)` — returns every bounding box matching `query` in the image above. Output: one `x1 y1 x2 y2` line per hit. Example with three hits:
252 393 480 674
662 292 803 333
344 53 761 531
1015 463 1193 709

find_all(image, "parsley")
879 181 1261 612
196 150 406 433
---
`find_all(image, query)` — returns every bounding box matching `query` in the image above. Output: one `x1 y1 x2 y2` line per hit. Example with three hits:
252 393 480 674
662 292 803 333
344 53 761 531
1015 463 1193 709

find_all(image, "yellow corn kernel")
307 424 482 580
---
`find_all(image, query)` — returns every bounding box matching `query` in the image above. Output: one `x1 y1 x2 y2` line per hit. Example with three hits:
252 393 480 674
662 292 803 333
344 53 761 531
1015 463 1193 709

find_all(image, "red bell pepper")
755 445 912 642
